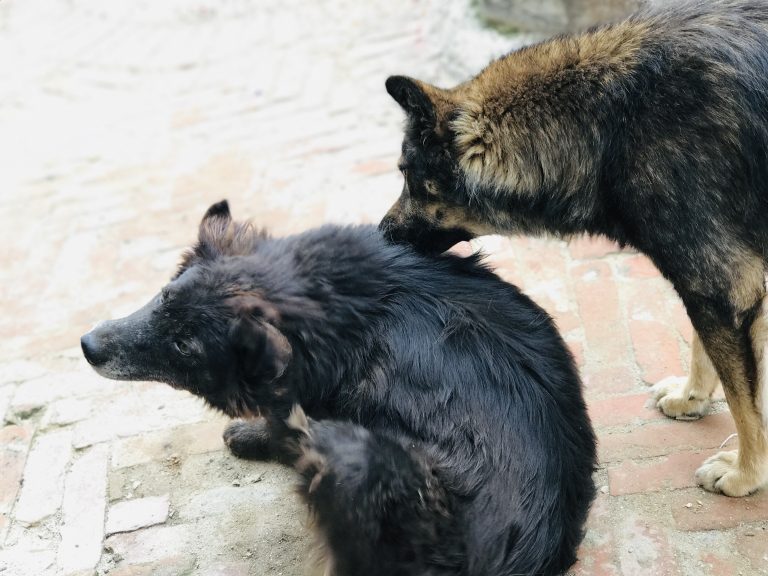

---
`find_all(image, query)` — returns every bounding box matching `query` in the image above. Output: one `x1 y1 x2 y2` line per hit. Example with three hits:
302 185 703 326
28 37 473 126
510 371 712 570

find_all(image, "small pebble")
600 485 609 494
232 479 241 487
684 502 693 508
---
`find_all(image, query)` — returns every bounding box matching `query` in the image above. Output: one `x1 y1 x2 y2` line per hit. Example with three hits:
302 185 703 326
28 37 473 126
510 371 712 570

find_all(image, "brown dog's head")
379 76 495 255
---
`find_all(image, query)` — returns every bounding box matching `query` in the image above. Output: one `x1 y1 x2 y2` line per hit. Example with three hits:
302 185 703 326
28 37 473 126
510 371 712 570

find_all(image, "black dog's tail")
287 407 463 576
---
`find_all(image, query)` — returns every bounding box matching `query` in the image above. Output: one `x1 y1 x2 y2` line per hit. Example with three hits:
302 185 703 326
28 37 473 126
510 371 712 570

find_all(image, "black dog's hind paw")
223 418 272 460
287 406 331 493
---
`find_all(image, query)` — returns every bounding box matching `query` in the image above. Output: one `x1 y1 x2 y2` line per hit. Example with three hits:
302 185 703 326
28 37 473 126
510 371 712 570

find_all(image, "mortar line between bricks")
0 423 33 546
99 442 116 564
663 282 694 377
609 257 651 391
4 416 44 526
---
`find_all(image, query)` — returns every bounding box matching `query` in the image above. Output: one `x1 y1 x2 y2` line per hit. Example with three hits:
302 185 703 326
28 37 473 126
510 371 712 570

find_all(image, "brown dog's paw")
694 450 767 497
223 418 272 460
652 376 711 420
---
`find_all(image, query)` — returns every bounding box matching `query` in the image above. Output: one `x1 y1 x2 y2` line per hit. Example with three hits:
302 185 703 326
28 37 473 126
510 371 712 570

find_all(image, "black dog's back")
274 226 597 575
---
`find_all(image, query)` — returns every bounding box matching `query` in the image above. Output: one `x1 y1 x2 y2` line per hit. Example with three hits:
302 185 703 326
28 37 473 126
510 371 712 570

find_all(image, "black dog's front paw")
223 419 272 460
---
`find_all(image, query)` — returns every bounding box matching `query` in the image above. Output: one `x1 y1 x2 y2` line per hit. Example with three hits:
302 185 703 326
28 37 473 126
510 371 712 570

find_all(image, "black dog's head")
81 201 292 417
379 76 494 255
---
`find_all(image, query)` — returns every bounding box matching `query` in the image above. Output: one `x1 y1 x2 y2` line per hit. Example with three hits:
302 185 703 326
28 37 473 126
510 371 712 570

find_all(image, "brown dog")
379 0 768 497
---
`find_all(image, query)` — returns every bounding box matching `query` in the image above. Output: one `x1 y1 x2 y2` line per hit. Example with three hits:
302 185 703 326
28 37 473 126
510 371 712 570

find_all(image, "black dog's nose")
81 331 106 366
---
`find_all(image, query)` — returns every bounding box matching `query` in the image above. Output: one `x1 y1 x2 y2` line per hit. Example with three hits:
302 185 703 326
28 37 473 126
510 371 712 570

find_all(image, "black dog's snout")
81 331 107 366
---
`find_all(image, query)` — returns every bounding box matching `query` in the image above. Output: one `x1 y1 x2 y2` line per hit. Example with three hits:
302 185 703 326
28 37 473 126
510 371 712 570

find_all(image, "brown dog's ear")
386 75 438 126
386 76 457 134
229 294 292 382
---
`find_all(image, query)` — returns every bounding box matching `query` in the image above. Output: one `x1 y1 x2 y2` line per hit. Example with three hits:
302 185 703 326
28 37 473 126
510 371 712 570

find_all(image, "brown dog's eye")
174 341 192 356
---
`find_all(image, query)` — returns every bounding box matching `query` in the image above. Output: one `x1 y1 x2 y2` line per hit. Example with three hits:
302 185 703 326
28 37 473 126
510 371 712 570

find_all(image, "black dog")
81 201 596 576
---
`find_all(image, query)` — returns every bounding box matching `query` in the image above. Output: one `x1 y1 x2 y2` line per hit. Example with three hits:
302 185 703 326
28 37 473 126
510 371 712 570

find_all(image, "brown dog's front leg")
690 301 768 496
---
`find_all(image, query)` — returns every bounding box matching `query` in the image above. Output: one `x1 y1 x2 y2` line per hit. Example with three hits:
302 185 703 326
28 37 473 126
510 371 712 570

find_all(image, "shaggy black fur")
81 201 596 576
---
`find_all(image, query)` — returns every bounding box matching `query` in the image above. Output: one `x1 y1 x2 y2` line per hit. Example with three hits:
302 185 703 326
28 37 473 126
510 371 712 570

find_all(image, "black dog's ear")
198 200 233 252
203 200 231 221
229 294 292 382
175 200 266 279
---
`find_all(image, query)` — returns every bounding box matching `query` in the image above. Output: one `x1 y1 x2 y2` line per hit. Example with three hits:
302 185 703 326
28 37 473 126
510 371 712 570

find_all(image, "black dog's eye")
174 341 192 356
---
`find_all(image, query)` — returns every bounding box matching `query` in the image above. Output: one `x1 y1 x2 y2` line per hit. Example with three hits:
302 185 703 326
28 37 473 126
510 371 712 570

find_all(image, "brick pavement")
0 0 765 574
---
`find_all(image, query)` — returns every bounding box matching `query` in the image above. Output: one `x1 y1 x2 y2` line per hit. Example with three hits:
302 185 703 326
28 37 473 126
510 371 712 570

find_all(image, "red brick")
14 429 73 524
571 496 620 576
105 555 197 576
624 279 673 323
569 236 625 260
582 364 639 399
58 445 109 573
446 241 474 258
572 261 631 368
607 449 720 495
567 339 585 369
511 241 575 317
625 277 691 346
629 318 685 384
588 393 664 428
571 540 620 576
671 489 768 530
105 524 196 565
514 238 567 275
672 305 694 346
699 552 740 576
0 424 33 514
0 513 8 545
351 159 394 176
552 309 582 334
598 412 736 462
614 517 676 576
491 262 522 288
111 418 227 469
735 527 768 573
618 254 661 279
484 239 522 284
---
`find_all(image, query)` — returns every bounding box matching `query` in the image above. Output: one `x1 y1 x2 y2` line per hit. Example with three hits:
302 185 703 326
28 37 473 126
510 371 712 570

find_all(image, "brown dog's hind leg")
653 332 720 420
691 300 768 496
